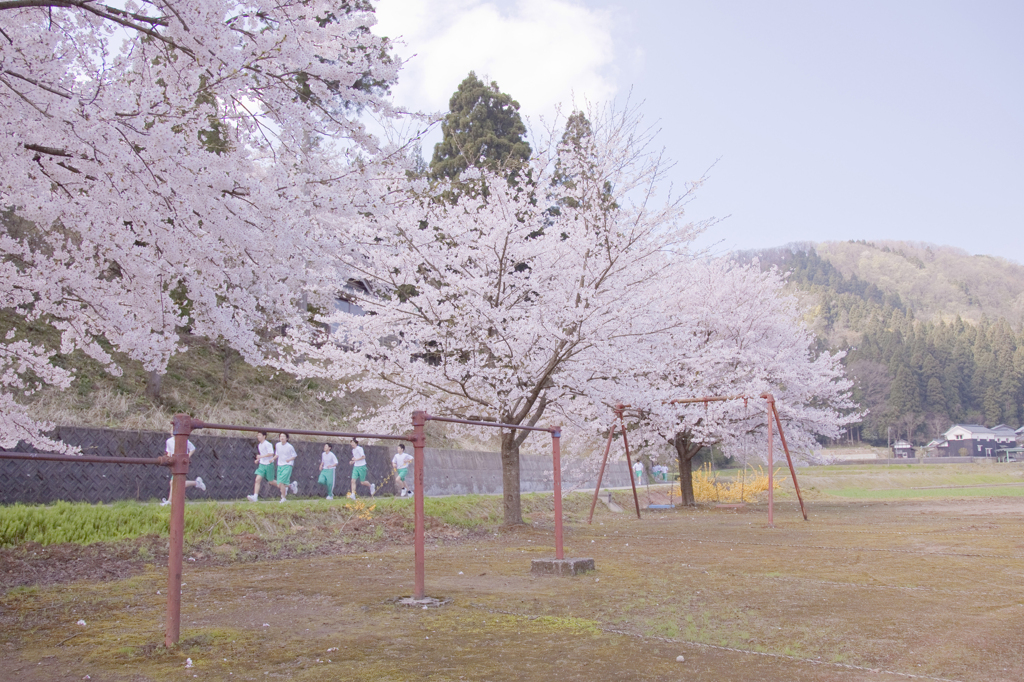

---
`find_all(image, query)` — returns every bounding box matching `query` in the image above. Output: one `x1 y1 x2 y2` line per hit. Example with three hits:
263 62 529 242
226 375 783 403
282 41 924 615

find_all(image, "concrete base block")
531 557 596 576
393 596 452 609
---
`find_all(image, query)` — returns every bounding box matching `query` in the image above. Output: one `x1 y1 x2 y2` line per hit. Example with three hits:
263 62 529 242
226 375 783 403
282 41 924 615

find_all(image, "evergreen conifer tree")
430 72 532 185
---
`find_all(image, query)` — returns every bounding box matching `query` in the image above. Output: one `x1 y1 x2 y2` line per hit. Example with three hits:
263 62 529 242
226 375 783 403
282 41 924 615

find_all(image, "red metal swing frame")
587 393 807 526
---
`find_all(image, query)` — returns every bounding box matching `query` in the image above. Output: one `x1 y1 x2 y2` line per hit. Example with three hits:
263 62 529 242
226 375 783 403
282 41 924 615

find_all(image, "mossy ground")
2 481 1023 681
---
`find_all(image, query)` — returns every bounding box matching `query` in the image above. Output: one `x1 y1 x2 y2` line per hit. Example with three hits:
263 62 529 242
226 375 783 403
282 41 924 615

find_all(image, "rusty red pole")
551 426 564 560
770 401 809 521
412 411 426 600
621 419 642 520
764 395 775 528
165 413 192 647
588 420 618 524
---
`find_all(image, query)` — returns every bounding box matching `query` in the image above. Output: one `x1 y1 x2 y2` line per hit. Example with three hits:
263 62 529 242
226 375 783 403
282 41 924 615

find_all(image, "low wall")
421 448 632 496
0 426 632 504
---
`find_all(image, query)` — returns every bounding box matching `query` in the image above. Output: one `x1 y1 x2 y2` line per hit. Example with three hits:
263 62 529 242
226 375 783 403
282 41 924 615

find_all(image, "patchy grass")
4 495 1022 681
2 470 1024 680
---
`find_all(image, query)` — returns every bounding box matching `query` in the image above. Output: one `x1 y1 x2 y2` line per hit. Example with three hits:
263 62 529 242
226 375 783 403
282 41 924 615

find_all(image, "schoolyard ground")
1 463 1022 681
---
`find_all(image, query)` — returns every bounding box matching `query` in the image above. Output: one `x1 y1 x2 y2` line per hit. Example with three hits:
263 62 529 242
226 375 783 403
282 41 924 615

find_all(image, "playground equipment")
0 415 408 646
588 403 643 523
409 412 589 592
587 393 807 527
0 410 580 643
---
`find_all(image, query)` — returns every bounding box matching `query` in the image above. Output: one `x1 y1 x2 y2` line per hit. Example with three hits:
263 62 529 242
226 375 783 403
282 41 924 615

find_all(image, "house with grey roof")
892 439 915 458
990 425 1017 444
938 424 1002 458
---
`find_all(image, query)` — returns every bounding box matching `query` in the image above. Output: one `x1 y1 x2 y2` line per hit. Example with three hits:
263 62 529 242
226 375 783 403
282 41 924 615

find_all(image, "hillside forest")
745 241 1024 445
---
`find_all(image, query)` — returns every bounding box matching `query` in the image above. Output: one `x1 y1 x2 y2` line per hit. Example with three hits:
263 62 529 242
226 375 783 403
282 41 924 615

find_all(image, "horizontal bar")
191 421 409 442
425 415 555 433
0 451 170 466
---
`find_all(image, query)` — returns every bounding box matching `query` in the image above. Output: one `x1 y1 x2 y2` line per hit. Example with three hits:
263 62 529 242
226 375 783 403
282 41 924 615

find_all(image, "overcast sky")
374 0 1024 264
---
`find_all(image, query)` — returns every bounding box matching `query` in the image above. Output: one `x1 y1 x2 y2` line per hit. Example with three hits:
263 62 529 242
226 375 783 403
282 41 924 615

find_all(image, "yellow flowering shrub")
689 464 780 503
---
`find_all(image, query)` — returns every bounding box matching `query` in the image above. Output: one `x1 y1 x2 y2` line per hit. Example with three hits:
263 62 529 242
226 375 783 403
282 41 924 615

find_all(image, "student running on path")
247 431 275 502
633 459 644 485
318 443 338 500
270 433 298 502
392 444 413 497
161 434 205 505
347 438 374 499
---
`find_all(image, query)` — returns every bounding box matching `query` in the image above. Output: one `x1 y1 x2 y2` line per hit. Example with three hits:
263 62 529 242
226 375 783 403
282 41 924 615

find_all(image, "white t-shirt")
257 440 275 465
351 445 366 467
633 461 643 475
276 442 297 467
392 451 413 470
165 437 196 456
321 450 338 469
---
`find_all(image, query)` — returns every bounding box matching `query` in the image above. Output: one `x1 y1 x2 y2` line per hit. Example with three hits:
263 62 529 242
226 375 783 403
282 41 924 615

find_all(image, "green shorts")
351 465 368 482
255 463 275 480
396 467 408 481
276 464 293 486
318 468 335 490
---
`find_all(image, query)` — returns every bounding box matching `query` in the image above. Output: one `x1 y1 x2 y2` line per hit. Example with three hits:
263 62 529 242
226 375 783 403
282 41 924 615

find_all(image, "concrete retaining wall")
421 448 632 496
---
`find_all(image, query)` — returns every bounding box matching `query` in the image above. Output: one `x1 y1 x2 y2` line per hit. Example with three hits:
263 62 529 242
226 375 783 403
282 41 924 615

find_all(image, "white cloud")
374 0 618 125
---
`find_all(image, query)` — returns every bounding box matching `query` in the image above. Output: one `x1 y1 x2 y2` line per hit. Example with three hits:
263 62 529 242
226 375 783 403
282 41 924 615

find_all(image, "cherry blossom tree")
0 0 404 447
280 106 706 525
603 258 859 506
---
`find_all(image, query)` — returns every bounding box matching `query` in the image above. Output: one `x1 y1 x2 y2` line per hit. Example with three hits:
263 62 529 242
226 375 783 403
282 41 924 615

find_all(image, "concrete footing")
530 557 595 576
394 596 452 608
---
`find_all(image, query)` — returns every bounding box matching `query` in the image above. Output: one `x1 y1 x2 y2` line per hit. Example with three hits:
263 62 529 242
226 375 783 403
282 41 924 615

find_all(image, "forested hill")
737 241 1024 446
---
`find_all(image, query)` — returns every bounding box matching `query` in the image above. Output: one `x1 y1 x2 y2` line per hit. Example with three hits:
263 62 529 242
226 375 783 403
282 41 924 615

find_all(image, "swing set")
587 392 807 527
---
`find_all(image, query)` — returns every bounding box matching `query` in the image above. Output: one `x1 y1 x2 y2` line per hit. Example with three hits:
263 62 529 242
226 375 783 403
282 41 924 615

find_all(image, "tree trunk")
500 430 523 526
673 433 704 507
220 341 234 388
145 370 164 402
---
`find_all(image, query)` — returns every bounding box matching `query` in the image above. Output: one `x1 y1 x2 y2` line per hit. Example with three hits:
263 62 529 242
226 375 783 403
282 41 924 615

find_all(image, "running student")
392 444 413 497
632 459 644 485
247 431 275 502
318 443 338 500
161 434 205 505
270 433 299 503
347 438 374 499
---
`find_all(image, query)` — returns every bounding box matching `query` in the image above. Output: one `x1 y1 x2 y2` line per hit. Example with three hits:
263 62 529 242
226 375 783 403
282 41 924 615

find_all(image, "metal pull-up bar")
174 417 409 642
410 412 563 600
25 415 409 648
4 411 567 641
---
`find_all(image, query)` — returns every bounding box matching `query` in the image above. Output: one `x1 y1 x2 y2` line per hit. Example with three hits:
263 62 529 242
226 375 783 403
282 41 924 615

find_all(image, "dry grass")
20 332 371 434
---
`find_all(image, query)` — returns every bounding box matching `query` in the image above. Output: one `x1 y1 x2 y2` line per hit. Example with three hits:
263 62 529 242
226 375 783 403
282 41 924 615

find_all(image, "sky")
373 0 1024 264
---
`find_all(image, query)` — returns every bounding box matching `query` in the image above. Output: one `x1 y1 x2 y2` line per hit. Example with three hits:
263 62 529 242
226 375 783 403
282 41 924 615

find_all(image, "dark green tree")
430 72 532 185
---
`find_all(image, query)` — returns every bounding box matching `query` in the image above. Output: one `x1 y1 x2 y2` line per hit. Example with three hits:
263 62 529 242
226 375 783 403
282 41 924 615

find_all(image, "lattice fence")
0 426 396 505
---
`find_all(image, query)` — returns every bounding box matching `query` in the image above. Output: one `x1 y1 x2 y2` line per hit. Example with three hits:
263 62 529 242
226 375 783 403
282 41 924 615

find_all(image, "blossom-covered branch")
0 0 405 446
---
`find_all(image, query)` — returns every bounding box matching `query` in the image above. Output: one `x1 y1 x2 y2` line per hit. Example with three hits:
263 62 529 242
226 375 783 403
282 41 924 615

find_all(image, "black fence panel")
0 426 399 505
